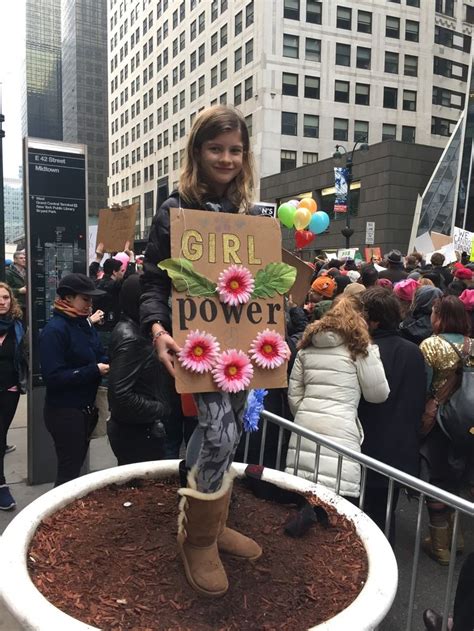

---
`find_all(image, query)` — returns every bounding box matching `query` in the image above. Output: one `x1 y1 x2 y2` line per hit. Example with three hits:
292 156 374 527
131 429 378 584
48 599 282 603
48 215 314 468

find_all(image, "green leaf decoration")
252 263 297 298
158 258 217 297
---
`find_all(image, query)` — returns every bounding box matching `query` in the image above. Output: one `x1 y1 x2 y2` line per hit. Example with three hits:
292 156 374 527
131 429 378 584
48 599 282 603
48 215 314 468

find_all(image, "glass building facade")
62 0 108 217
23 0 63 141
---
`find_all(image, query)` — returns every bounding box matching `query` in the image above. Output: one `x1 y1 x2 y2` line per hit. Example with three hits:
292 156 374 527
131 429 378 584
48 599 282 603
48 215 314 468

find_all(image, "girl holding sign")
141 106 262 597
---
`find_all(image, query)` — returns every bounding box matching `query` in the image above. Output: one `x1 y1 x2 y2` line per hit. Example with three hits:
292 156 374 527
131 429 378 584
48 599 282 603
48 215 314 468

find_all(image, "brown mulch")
27 477 368 631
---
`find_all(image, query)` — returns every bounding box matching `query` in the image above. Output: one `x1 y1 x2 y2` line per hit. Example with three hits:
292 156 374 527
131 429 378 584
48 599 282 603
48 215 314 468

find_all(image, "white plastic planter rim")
0 460 398 631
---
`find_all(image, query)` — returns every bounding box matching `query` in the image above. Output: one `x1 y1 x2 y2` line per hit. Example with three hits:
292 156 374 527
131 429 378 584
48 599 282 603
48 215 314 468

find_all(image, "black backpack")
438 337 474 449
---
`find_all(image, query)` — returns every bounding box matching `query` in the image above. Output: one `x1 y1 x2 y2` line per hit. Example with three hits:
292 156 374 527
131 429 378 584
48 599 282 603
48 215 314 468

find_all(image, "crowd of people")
1 106 473 624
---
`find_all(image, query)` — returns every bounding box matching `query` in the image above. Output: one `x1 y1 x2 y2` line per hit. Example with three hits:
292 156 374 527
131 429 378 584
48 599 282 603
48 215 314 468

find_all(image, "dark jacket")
0 321 28 394
108 315 170 425
140 192 239 333
39 312 107 409
358 329 426 485
378 266 408 284
93 263 136 332
399 286 443 346
5 265 26 309
432 265 453 290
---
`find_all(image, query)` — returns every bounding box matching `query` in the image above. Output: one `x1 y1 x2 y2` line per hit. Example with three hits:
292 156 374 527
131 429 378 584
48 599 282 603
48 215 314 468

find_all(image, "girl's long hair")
298 296 370 360
0 282 23 320
179 105 254 212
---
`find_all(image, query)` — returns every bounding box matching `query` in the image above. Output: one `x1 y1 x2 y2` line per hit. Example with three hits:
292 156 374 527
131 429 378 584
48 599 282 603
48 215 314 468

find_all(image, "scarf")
53 298 87 318
0 317 15 335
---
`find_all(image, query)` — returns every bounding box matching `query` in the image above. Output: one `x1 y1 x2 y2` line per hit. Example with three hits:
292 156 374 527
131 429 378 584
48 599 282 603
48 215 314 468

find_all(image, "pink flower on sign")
178 330 220 374
212 349 254 393
217 265 255 306
249 329 288 369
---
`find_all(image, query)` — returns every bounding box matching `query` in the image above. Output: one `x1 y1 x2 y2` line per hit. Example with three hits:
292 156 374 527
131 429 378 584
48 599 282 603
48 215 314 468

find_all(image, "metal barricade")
241 410 474 631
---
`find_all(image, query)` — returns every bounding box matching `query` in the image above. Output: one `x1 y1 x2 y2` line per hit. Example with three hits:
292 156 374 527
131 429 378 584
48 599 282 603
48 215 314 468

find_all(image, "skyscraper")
22 0 63 141
62 0 108 217
108 0 473 238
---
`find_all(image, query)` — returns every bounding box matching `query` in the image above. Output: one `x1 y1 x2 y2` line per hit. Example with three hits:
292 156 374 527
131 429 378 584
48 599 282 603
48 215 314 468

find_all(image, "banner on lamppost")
334 167 349 213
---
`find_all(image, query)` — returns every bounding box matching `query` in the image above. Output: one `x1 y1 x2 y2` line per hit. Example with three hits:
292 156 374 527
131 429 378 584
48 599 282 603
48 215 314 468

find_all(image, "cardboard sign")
96 203 138 252
413 232 434 255
337 248 358 260
431 231 453 251
365 221 375 245
364 247 382 263
453 227 474 254
169 208 291 394
282 249 313 307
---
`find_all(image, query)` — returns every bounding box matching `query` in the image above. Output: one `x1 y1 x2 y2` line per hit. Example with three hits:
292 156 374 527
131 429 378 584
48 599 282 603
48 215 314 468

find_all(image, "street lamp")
333 140 369 249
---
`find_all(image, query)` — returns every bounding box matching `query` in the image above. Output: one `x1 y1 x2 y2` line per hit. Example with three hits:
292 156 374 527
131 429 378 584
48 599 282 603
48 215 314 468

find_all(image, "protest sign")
364 247 382 263
365 222 375 245
165 208 295 394
282 249 313 307
453 227 474 254
96 203 138 252
431 231 453 251
337 248 358 260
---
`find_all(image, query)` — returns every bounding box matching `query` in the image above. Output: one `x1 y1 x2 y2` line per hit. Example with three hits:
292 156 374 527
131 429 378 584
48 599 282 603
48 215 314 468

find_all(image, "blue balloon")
309 211 329 235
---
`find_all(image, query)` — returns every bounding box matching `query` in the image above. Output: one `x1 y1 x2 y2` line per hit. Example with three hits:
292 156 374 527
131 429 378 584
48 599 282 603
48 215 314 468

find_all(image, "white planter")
0 460 397 631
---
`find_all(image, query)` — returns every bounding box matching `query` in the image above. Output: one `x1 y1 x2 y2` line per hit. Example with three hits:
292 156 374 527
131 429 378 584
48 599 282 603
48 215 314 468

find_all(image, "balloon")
298 197 317 213
293 207 312 230
288 199 300 208
309 211 329 235
295 230 315 249
316 211 330 231
277 203 296 229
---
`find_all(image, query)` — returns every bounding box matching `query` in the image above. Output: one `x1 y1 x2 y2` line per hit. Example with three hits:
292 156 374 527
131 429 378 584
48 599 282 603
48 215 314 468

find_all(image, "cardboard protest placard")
282 249 313 306
96 203 138 252
337 248 358 260
453 227 474 254
165 208 295 394
364 247 382 263
431 231 453 251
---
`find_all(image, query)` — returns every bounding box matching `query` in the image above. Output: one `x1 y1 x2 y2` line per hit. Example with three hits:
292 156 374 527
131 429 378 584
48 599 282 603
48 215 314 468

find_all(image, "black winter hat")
57 273 105 297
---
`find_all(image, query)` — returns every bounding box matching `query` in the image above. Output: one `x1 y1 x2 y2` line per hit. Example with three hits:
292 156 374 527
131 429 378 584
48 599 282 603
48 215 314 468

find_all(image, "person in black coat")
107 275 170 465
400 285 443 346
358 287 426 543
378 250 408 284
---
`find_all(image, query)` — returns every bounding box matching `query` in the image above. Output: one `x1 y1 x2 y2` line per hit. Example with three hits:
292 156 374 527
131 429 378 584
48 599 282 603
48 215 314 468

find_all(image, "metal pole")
0 85 5 281
345 159 352 249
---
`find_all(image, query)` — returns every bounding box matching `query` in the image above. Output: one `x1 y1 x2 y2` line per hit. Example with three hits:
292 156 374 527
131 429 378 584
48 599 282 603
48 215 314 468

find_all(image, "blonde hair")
299 296 370 359
179 105 254 212
0 282 23 320
419 278 434 287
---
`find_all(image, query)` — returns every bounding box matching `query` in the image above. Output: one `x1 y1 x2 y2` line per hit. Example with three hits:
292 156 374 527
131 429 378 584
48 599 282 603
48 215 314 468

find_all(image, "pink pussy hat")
114 252 130 273
393 278 419 302
459 289 474 311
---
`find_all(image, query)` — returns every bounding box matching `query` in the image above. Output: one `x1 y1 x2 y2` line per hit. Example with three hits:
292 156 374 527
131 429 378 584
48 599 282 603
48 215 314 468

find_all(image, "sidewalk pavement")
0 396 117 630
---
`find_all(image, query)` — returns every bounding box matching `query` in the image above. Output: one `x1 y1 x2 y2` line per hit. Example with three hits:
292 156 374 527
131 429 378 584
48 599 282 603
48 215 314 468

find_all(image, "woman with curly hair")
285 296 389 497
0 283 28 511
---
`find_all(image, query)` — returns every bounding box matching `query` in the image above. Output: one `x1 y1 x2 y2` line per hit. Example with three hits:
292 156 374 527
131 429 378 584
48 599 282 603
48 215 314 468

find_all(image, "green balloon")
277 203 296 229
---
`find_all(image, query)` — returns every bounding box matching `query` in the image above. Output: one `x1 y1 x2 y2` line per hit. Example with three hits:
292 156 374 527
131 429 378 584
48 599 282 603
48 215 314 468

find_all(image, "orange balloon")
297 197 317 213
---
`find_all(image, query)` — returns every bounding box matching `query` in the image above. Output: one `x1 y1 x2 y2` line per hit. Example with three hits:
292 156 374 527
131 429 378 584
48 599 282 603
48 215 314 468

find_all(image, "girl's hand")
153 331 181 377
97 363 110 376
89 309 104 325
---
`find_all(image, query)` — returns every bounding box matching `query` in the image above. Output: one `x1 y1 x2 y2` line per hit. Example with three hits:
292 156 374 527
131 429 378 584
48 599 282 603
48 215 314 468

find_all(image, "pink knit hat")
113 252 130 273
393 278 419 302
459 289 474 311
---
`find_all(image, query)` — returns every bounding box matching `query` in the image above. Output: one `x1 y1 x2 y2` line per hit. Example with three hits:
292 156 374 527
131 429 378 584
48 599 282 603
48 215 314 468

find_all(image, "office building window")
245 38 254 63
335 80 350 102
385 51 399 73
382 124 397 140
282 111 298 135
404 55 418 76
211 32 218 55
220 58 227 81
235 47 242 70
354 120 368 142
336 43 351 66
303 151 318 165
198 74 205 96
384 87 398 108
433 86 465 109
211 65 218 88
334 118 349 141
220 24 227 47
281 150 297 171
406 20 419 42
356 47 371 69
357 10 372 33
235 10 242 34
304 75 320 99
305 38 321 61
307 1 322 24
282 72 298 96
234 83 242 105
303 114 319 138
386 16 400 38
246 1 254 26
220 92 227 104
337 6 352 29
245 114 252 136
244 76 253 100
407 0 420 6
198 11 205 33
283 34 299 58
284 0 299 20
355 83 370 105
432 116 456 136
403 90 417 111
402 126 416 143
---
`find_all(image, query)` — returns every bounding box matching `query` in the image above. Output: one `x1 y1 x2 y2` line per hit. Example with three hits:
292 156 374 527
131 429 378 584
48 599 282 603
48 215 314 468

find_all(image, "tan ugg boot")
422 524 452 566
177 469 231 597
423 513 464 558
218 479 262 561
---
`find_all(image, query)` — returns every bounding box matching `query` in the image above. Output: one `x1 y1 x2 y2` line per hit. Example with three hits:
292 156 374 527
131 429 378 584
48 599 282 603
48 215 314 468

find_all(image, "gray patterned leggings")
185 391 248 493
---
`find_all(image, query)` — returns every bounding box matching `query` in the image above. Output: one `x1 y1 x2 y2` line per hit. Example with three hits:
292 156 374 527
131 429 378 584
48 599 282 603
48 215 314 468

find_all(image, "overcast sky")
0 0 25 179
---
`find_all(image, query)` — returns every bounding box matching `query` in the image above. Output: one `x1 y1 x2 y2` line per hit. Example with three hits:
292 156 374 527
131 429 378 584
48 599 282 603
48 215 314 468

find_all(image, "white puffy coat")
285 330 389 497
